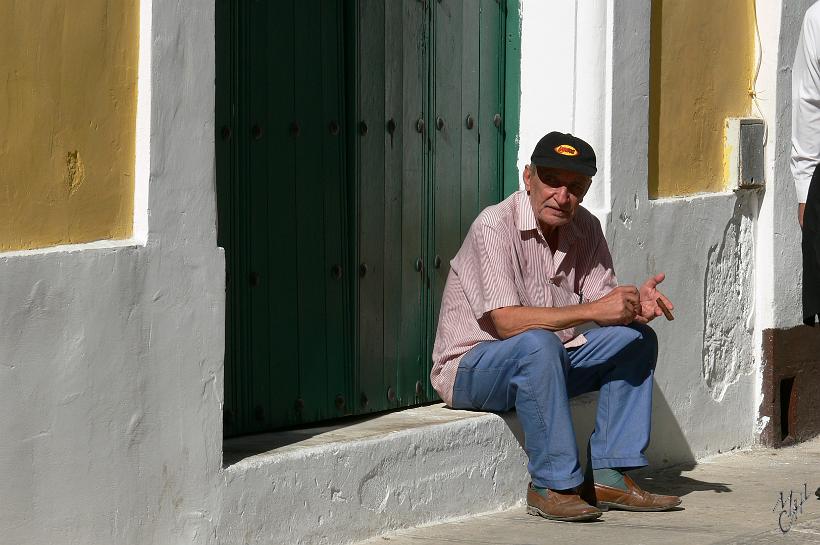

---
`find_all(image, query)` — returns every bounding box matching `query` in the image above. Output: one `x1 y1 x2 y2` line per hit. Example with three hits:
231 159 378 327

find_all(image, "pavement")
356 436 820 545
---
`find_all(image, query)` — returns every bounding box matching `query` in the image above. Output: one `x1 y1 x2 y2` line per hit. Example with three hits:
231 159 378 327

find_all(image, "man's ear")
523 165 532 193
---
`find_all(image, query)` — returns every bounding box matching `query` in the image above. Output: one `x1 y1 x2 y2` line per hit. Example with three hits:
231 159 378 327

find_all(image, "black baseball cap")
530 132 597 177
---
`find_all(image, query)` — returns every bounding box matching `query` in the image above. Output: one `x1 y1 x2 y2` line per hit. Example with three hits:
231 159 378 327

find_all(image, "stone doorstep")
221 404 488 468
219 404 528 545
218 397 600 545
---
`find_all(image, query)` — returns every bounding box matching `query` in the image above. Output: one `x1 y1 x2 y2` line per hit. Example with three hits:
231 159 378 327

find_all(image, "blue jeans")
451 324 658 490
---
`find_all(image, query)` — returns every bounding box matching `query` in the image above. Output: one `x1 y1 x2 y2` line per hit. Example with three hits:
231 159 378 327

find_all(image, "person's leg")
452 329 584 490
803 164 820 325
566 323 657 471
566 324 680 511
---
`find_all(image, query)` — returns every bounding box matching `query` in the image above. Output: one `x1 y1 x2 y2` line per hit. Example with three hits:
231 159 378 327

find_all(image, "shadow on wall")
501 380 697 469
502 384 733 496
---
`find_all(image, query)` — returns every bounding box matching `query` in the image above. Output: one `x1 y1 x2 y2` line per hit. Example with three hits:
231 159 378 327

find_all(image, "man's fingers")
640 273 665 294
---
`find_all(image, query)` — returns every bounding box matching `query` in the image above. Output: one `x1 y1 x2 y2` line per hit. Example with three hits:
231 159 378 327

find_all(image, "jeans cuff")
531 470 585 490
590 456 648 471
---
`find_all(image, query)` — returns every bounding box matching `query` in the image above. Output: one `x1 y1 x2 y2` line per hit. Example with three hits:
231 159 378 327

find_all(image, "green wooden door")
217 0 351 436
217 0 510 435
354 0 430 414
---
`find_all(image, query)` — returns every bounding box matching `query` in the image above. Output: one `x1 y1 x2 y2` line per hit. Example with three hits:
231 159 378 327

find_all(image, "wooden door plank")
396 0 429 406
245 0 274 433
478 0 504 210
260 0 299 430
357 0 387 414
237 1 256 434
429 0 464 390
320 0 352 419
460 2 481 238
293 0 331 423
382 0 404 409
503 0 521 198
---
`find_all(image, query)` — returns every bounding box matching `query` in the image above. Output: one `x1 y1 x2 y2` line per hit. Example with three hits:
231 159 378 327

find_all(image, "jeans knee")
512 329 564 355
509 329 567 374
628 323 658 369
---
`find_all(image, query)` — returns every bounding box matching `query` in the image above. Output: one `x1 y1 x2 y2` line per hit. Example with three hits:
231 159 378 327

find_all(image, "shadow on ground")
632 463 732 497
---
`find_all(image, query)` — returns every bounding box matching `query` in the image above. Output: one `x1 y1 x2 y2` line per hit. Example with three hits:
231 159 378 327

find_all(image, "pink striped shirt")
430 190 618 406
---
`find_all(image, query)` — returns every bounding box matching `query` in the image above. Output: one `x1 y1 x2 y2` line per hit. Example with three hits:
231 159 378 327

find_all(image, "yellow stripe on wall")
649 0 754 198
0 0 139 251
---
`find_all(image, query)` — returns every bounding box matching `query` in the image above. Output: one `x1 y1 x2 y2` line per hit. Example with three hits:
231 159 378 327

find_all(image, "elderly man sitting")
431 132 681 522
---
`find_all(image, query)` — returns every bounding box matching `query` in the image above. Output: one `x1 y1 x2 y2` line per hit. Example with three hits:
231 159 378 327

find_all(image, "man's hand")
799 203 806 229
636 272 674 324
590 285 641 326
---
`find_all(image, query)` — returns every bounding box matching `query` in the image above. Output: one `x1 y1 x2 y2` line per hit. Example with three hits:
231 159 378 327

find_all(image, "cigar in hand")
656 298 674 321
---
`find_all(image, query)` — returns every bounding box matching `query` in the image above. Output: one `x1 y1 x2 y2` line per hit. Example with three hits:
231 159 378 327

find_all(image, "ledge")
218 404 530 545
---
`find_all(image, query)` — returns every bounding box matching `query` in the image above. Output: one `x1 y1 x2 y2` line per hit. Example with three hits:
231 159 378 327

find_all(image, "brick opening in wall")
761 327 820 447
779 376 796 442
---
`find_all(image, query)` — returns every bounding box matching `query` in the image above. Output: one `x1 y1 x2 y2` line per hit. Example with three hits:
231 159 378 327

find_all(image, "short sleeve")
451 222 521 319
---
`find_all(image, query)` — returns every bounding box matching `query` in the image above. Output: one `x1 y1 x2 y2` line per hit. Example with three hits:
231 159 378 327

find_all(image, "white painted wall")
518 0 807 463
518 0 609 214
0 2 224 544
767 0 815 330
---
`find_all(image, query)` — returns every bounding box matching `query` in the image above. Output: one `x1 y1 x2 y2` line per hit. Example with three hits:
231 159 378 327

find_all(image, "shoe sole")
597 500 682 512
526 505 602 522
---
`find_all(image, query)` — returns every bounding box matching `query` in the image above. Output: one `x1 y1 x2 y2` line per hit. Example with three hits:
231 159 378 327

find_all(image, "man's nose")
554 187 571 206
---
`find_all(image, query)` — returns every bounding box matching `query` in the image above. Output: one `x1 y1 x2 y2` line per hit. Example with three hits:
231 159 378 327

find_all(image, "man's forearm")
490 304 596 339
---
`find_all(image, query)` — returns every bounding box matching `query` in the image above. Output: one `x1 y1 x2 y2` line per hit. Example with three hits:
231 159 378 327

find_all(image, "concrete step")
218 404 532 545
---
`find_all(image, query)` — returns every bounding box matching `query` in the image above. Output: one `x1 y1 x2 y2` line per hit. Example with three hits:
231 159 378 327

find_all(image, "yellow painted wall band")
0 1 140 251
649 0 754 198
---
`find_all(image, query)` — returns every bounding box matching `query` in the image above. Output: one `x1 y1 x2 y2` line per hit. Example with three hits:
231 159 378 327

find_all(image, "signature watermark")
771 483 814 533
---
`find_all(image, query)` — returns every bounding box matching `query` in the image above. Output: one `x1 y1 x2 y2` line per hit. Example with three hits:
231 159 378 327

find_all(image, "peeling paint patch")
702 199 755 401
755 415 770 436
618 210 633 229
65 150 85 195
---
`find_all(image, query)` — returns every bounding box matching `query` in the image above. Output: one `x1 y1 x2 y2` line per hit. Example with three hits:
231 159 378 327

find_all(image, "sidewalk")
357 436 820 545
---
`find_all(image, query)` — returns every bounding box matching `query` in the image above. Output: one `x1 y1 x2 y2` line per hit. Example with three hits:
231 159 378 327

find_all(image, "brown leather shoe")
585 474 681 512
526 483 602 522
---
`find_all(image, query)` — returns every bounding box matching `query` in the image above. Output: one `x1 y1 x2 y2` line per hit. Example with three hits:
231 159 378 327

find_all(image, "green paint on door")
217 0 519 435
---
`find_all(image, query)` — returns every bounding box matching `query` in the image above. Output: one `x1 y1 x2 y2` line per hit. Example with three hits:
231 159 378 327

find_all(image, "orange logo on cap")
554 144 579 157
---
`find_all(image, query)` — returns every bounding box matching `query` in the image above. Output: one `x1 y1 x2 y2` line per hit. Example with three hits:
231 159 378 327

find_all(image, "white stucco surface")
767 0 814 330
219 406 529 545
0 2 224 544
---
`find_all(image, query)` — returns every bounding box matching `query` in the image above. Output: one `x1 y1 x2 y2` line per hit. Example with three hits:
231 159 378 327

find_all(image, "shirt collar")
515 190 584 242
516 190 539 232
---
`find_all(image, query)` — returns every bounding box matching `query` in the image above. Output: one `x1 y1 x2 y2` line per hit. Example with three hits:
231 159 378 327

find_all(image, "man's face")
523 166 591 232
